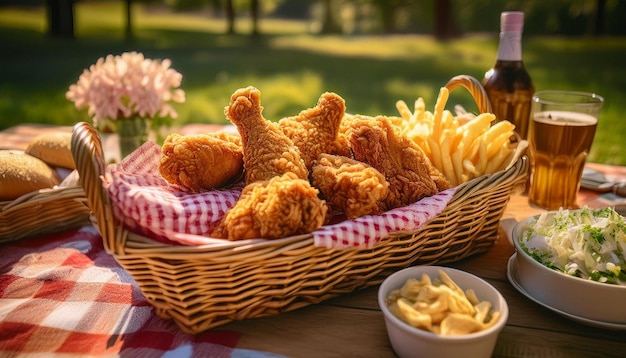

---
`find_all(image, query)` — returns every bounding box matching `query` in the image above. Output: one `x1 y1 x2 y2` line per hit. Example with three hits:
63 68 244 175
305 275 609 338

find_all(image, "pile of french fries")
393 87 527 186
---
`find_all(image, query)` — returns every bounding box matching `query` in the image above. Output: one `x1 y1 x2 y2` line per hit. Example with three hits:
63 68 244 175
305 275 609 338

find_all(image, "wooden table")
2 124 626 357
221 192 626 358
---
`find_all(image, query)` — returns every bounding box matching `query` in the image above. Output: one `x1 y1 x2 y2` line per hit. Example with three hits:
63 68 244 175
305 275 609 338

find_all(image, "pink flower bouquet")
66 51 186 130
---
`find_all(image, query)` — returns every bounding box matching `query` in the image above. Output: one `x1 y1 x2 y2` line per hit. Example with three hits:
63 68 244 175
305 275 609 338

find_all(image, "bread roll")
25 132 75 169
0 150 61 201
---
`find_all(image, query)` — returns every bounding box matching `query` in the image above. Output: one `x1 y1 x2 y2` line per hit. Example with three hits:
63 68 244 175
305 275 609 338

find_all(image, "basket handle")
71 122 124 254
444 75 493 114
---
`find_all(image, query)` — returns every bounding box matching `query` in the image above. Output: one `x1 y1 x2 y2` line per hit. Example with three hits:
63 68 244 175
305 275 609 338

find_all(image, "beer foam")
533 111 597 126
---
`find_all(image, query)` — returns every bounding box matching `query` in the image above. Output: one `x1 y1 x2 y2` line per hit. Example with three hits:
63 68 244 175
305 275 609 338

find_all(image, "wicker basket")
0 175 90 244
71 75 529 334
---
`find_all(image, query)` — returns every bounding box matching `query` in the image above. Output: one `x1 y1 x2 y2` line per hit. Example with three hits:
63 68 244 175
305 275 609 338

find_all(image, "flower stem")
117 117 149 158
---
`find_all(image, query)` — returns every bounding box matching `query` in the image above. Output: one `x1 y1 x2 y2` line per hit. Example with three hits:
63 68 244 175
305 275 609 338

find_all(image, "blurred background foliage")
163 0 625 36
1 0 625 164
4 0 625 37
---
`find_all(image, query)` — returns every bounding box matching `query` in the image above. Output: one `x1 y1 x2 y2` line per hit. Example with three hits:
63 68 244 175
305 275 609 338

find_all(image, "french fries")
393 87 527 186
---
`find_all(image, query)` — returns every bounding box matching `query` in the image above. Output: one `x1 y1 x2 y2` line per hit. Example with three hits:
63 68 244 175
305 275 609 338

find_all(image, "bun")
25 132 75 169
0 150 62 201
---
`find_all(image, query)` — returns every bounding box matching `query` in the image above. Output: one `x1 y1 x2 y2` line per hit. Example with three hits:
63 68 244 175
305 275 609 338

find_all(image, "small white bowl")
378 266 508 358
512 215 626 324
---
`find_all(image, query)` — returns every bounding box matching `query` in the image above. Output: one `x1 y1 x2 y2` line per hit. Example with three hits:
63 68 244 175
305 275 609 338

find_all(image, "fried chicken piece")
159 132 244 191
211 131 243 147
347 115 451 211
213 172 327 240
278 92 348 168
335 113 358 158
311 153 389 219
225 86 308 184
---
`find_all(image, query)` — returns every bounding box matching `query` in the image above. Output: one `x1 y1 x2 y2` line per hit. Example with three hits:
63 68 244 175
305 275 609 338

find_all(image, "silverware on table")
581 169 626 197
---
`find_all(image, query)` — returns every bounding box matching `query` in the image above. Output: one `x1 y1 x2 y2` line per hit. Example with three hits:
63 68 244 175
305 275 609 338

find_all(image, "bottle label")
497 32 522 61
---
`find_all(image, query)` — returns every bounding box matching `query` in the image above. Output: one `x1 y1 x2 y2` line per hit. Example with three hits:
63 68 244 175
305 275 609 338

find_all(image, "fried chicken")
211 131 243 147
224 86 308 184
311 153 389 219
278 92 349 168
213 172 327 240
347 115 451 211
216 87 328 240
159 132 244 191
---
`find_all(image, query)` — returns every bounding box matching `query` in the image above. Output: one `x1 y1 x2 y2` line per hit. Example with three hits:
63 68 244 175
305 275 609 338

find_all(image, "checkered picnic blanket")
0 226 285 357
0 124 73 151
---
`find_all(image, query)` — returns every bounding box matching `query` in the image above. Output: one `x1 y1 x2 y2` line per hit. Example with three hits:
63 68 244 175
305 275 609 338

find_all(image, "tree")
319 0 342 34
592 0 606 35
372 0 395 33
125 0 133 38
225 0 260 35
46 0 75 38
226 0 235 33
251 0 259 35
434 0 457 39
46 0 134 39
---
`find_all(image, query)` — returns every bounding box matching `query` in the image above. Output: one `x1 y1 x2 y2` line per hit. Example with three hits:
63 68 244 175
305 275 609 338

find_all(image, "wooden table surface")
220 192 626 358
2 123 626 357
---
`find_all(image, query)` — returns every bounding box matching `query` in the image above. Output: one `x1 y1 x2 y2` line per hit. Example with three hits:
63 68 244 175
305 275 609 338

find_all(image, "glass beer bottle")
482 11 534 139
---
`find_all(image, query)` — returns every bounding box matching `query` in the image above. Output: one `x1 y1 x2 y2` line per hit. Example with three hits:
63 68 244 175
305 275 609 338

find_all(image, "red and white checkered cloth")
105 142 456 248
0 226 285 357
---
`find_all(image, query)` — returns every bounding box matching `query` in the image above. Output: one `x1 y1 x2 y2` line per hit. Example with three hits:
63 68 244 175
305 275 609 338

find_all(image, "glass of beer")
528 90 603 210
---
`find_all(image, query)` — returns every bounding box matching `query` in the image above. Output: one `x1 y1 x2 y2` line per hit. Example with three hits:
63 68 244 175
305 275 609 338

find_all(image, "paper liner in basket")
104 142 456 249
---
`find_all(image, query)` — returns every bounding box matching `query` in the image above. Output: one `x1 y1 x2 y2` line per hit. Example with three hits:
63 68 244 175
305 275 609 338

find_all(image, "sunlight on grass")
270 35 438 59
178 70 325 125
2 4 626 164
270 34 495 66
137 9 227 33
384 80 436 109
74 2 309 38
0 8 45 32
75 2 132 38
248 72 325 118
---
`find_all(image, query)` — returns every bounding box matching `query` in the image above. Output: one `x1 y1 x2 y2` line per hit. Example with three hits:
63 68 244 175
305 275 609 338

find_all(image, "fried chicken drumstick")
216 86 327 240
278 92 348 168
224 86 308 184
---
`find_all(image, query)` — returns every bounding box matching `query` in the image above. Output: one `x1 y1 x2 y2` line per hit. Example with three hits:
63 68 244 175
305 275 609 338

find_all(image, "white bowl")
512 215 626 324
378 266 508 358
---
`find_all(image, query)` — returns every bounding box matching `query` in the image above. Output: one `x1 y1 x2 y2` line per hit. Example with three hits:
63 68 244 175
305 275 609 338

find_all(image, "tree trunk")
125 0 132 38
434 0 457 40
320 0 342 34
226 0 235 34
593 0 606 36
47 0 75 38
251 0 259 35
375 0 395 34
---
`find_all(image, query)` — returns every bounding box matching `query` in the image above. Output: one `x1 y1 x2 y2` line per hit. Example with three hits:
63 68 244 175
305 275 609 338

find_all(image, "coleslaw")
518 207 626 285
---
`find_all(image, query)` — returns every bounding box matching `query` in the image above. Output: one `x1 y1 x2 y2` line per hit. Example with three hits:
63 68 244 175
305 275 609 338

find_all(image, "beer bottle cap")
501 11 524 33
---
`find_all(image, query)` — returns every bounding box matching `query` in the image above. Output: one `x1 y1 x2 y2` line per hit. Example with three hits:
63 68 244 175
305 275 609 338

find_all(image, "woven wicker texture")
71 75 528 334
0 178 90 244
445 75 493 114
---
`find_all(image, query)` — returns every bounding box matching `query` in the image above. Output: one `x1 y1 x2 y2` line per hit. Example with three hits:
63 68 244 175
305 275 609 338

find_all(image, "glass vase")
117 117 150 159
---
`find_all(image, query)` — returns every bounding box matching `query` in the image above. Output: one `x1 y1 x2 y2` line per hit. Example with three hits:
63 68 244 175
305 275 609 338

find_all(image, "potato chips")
393 88 528 186
385 269 500 336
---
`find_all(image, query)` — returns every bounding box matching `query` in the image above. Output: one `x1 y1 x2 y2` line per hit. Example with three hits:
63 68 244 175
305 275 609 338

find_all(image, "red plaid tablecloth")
0 124 73 151
0 226 285 357
106 142 455 248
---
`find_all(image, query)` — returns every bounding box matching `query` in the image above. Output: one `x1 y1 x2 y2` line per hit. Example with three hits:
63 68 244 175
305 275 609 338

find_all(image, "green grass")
1 3 626 165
